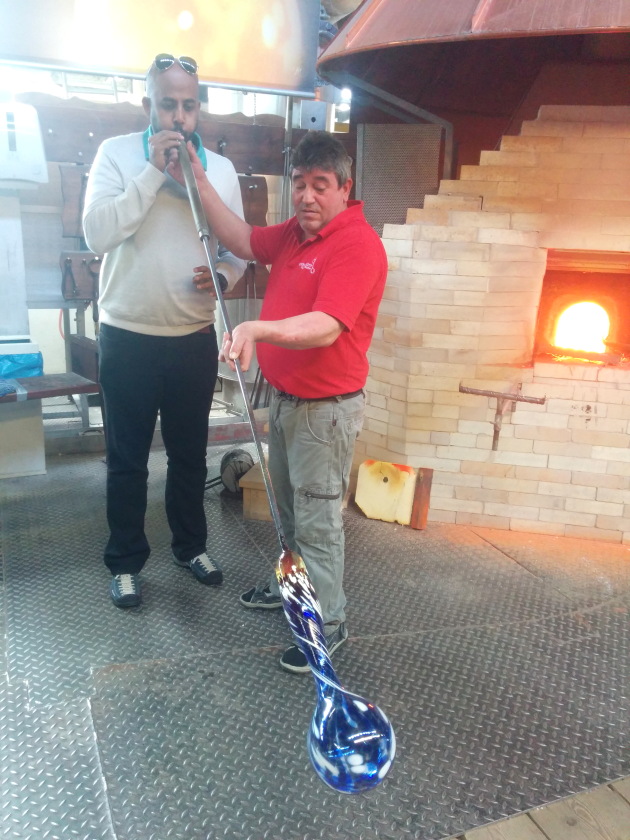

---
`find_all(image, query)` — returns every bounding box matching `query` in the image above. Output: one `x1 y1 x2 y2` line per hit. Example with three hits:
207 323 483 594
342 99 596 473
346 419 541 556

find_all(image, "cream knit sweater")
83 132 246 336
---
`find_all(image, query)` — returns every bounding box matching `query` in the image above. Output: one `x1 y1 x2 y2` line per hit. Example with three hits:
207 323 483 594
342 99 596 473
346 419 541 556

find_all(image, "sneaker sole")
193 570 223 586
280 632 348 675
240 595 283 610
280 658 310 675
111 596 141 608
110 588 141 608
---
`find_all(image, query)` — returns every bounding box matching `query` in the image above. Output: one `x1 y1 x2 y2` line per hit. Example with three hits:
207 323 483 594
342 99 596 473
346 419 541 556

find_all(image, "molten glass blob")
276 550 396 793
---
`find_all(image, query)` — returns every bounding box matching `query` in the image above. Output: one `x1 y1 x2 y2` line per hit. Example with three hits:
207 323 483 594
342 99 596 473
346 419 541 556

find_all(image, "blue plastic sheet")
0 352 44 379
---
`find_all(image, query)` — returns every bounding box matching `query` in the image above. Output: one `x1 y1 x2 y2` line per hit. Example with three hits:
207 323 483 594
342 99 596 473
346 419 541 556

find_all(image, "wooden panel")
59 164 90 237
25 96 147 165
409 467 433 529
228 175 270 298
18 92 356 173
223 261 269 301
18 92 287 172
69 336 99 383
529 786 630 840
463 813 547 839
60 252 101 300
239 175 268 226
205 120 286 176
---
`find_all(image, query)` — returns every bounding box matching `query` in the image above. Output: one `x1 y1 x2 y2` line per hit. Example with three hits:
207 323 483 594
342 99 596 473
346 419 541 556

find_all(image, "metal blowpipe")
178 141 396 793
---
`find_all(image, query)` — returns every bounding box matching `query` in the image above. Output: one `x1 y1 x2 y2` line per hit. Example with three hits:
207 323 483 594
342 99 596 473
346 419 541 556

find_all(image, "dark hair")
291 130 352 187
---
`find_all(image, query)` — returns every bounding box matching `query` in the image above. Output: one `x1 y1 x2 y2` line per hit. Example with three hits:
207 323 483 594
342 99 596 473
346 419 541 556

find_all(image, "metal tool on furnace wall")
459 384 546 451
178 140 395 793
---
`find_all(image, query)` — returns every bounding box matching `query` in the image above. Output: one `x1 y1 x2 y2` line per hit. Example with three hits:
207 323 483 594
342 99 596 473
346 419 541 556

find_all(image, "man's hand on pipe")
220 322 258 372
167 140 204 183
149 130 185 172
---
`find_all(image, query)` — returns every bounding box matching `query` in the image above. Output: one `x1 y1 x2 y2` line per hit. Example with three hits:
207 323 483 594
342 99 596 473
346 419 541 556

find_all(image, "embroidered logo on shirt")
298 256 317 274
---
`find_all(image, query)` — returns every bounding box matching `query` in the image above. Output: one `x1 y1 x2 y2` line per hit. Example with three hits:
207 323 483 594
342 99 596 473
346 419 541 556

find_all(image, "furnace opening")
534 251 630 365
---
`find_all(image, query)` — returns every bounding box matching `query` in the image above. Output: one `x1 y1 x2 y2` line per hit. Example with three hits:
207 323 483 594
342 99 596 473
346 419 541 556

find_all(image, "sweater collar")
142 127 207 170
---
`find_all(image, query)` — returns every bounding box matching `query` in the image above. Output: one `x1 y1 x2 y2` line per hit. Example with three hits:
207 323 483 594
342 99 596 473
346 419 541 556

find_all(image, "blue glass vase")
277 550 396 793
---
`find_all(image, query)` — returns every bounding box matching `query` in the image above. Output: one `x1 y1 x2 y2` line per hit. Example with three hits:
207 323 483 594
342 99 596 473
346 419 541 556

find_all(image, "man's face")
291 167 352 237
142 65 200 140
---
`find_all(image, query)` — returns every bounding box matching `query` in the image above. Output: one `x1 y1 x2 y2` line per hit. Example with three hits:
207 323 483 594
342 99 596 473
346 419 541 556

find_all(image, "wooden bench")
0 372 99 404
0 373 100 478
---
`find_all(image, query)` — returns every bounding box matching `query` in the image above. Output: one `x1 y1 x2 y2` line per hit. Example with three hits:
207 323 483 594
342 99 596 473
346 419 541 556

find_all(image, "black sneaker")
240 584 283 609
175 552 223 585
280 622 348 674
110 573 141 608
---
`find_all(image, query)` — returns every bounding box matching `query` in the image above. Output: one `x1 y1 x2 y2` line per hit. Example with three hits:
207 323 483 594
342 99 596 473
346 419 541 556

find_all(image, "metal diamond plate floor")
1 446 629 839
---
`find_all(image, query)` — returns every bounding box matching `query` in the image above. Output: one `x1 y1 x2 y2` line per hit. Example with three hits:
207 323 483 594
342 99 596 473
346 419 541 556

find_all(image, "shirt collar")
292 200 364 244
142 126 207 170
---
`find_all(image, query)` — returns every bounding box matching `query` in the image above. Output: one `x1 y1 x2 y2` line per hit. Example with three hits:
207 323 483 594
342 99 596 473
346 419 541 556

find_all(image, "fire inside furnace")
553 301 610 354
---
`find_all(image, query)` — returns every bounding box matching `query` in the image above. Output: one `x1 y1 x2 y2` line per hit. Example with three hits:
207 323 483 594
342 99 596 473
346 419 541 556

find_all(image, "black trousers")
99 324 218 575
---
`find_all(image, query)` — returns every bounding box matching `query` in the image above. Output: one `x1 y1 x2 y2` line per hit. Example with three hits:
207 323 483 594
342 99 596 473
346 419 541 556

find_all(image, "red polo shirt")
250 200 387 399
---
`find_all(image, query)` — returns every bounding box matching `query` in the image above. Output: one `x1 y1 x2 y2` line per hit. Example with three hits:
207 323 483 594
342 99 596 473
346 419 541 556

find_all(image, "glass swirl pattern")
277 550 396 793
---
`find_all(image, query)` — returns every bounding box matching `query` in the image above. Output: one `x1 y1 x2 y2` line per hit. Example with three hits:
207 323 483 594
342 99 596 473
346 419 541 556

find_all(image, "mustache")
171 123 194 142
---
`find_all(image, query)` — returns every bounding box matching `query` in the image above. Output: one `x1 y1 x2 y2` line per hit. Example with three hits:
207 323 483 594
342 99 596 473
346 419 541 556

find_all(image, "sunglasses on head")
153 53 198 75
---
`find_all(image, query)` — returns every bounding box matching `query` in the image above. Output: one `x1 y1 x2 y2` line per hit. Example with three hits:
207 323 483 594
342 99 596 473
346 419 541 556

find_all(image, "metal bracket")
459 383 546 450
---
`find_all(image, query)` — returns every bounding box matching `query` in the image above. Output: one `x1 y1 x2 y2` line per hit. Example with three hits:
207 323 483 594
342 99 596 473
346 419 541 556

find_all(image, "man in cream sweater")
83 54 246 608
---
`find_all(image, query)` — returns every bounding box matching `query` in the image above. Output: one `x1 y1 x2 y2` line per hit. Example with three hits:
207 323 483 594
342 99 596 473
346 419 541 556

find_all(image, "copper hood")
318 0 630 169
320 0 630 61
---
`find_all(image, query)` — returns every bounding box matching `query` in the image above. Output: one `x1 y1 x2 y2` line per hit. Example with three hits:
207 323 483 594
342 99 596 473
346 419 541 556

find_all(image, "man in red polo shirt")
174 131 387 673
